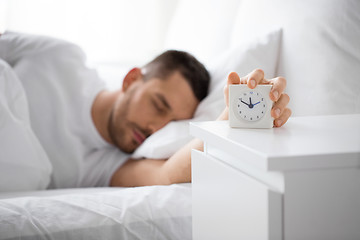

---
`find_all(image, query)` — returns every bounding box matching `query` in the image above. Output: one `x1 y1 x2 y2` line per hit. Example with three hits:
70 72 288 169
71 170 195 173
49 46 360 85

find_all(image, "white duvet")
0 184 192 240
0 59 52 192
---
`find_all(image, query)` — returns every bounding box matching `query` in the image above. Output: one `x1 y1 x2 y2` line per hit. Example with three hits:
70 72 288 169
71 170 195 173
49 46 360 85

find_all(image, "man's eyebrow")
155 93 172 110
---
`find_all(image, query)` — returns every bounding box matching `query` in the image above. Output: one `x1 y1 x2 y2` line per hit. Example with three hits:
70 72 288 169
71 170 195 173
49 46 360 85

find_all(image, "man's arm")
110 69 291 187
110 107 230 187
110 137 204 187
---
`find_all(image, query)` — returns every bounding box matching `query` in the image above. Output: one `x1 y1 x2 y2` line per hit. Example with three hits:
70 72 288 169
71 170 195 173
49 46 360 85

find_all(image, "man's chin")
115 140 139 154
121 148 136 154
108 131 137 153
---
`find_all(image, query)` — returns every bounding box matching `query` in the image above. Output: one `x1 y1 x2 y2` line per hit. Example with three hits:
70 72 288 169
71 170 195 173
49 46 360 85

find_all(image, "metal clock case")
229 84 273 128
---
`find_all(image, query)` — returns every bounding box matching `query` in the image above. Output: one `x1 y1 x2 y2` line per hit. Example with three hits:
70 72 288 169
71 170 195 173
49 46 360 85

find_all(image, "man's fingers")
225 70 290 128
227 72 241 85
269 76 287 101
247 68 265 89
274 108 292 127
271 93 290 119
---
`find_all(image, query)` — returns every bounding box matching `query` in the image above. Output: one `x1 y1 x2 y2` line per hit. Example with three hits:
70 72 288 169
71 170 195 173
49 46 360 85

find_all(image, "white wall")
0 0 179 67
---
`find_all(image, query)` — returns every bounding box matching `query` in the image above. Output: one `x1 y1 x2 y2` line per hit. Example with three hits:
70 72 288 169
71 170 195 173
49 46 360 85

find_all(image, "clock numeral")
263 104 265 107
250 117 253 120
261 98 264 101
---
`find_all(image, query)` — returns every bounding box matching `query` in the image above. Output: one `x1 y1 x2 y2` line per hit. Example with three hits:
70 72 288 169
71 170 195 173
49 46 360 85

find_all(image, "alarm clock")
229 84 273 128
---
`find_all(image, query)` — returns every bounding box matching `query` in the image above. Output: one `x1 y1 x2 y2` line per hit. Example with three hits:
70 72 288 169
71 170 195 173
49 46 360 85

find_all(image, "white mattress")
0 183 192 240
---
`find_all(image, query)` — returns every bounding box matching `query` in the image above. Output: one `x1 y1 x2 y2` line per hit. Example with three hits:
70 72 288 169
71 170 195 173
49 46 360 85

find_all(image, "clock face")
234 90 267 122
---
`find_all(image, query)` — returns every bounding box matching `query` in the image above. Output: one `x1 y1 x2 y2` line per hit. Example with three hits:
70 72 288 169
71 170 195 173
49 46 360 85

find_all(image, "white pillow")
0 59 52 192
132 29 282 159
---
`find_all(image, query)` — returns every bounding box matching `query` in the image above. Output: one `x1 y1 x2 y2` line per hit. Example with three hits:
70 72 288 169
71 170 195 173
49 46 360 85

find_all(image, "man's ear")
122 67 143 91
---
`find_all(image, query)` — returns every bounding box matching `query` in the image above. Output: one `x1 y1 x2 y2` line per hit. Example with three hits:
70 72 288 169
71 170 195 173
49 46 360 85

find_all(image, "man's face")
108 71 199 153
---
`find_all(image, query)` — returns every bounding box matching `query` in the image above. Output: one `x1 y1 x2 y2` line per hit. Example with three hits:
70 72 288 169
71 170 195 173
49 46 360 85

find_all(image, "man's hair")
142 50 210 101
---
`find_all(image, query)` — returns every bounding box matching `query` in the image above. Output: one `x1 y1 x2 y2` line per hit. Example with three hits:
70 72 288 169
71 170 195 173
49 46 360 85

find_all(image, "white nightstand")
190 114 360 240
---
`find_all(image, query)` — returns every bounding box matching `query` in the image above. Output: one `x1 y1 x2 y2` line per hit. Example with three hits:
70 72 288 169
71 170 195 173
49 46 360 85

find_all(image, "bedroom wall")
0 0 179 66
0 0 243 67
1 0 359 116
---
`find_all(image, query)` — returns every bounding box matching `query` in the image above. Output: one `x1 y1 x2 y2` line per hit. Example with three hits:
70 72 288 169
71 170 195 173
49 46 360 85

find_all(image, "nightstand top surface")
190 114 360 171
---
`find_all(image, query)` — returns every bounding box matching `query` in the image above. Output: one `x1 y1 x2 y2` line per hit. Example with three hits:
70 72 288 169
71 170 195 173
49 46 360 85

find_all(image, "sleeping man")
0 32 291 189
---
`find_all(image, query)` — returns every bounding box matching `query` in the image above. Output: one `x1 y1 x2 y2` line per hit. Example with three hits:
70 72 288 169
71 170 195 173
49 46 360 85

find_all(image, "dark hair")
142 50 210 101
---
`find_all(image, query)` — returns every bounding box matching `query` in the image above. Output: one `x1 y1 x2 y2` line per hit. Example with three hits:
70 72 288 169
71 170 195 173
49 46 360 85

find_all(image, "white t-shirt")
0 32 129 188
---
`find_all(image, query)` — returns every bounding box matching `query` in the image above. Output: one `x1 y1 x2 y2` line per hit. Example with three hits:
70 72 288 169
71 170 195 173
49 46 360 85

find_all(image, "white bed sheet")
0 183 192 240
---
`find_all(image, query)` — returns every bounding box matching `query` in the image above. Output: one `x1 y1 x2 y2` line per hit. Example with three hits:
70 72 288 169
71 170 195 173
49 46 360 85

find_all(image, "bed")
1 0 359 239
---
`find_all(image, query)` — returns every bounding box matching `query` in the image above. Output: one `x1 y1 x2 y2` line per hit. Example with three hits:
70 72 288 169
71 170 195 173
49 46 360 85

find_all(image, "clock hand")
253 101 261 106
249 97 254 109
240 99 250 107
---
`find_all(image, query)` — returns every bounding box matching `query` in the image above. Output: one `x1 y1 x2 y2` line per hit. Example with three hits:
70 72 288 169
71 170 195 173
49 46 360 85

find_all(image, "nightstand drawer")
192 150 282 240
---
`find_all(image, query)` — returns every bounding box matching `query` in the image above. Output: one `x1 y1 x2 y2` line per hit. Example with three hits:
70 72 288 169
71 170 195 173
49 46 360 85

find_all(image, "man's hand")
221 69 291 127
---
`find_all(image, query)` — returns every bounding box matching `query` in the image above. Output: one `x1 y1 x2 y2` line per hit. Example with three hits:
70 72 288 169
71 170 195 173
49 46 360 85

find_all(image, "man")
94 52 291 187
0 32 290 189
